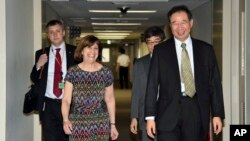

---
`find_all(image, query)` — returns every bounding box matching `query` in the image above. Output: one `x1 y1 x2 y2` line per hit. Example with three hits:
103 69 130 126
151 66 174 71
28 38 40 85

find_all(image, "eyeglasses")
146 40 161 45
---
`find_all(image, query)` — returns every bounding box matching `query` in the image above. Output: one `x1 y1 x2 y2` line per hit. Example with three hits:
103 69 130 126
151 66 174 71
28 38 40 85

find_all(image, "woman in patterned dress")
61 35 119 141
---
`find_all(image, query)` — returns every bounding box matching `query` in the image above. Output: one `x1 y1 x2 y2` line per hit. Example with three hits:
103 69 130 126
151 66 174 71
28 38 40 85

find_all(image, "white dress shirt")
174 36 195 93
45 42 67 99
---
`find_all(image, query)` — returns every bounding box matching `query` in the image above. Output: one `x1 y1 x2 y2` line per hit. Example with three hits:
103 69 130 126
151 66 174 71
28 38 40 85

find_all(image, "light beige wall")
222 0 232 140
5 0 35 140
33 1 42 141
0 0 6 140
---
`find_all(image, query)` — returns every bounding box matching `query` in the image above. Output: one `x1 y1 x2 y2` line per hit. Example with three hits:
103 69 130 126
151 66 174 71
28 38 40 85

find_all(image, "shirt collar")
51 42 66 51
174 35 192 48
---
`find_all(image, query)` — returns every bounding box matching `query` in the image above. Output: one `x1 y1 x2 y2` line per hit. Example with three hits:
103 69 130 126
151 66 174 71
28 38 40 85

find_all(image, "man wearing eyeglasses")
130 26 165 141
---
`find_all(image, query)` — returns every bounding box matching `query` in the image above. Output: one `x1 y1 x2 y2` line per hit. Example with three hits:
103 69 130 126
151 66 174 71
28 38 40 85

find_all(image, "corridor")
114 89 138 141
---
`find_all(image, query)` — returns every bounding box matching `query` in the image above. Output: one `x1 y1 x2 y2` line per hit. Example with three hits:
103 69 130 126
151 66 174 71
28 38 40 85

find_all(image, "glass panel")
102 48 110 62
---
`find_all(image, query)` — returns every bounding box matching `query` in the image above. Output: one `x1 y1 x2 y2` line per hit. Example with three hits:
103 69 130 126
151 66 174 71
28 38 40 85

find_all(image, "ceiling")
42 0 210 40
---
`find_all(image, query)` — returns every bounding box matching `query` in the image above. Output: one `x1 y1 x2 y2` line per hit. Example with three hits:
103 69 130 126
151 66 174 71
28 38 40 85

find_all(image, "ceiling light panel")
91 18 148 21
94 33 131 36
80 32 130 40
50 0 69 1
93 30 133 33
92 23 141 26
89 10 156 13
93 26 138 30
87 0 168 2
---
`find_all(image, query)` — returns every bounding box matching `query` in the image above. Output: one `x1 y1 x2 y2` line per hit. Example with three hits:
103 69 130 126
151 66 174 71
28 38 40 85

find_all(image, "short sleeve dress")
65 65 113 141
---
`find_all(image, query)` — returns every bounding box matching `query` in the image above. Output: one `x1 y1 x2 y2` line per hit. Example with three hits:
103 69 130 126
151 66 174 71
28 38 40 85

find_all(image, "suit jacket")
145 37 225 134
30 44 77 116
131 54 151 130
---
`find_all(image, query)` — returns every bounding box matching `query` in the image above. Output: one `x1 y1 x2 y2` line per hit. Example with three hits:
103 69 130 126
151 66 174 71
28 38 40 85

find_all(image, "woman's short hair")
74 35 102 62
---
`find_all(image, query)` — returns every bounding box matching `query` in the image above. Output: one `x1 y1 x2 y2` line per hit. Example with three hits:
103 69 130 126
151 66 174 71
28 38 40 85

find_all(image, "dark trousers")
157 96 206 141
140 130 154 141
119 66 129 89
41 97 68 141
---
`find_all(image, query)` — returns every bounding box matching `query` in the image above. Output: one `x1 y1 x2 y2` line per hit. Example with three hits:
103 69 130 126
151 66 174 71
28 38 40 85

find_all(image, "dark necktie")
53 48 62 97
181 43 196 97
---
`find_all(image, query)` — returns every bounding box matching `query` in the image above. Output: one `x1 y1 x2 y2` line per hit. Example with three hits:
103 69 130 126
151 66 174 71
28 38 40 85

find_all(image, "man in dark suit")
130 26 165 141
30 20 77 141
145 5 225 141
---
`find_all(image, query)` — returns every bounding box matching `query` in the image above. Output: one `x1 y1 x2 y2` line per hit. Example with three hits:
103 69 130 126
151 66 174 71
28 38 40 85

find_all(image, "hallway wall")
192 1 212 44
0 0 6 140
5 0 35 140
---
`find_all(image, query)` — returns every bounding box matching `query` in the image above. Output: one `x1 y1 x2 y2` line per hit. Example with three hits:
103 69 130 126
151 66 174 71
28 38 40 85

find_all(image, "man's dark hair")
144 26 166 42
167 5 193 23
46 19 64 29
119 47 125 54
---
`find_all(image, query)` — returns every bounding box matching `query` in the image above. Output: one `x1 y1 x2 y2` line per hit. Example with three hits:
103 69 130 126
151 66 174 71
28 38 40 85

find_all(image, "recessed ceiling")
43 0 210 40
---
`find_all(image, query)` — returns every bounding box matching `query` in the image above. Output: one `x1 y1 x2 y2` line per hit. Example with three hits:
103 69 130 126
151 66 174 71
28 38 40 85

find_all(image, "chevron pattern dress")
65 65 113 141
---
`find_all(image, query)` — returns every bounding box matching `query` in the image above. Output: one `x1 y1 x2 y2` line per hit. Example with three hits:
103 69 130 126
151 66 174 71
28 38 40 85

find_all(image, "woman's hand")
63 120 72 135
110 124 119 140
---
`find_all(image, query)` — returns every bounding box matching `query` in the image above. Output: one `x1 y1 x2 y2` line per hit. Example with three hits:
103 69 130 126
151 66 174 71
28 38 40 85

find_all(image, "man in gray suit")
130 26 165 141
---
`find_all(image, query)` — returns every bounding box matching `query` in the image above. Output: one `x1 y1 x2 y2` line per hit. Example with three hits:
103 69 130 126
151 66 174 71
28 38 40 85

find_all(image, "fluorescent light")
128 10 156 13
94 30 133 33
93 26 137 30
91 18 148 21
89 10 120 13
80 35 127 40
87 0 168 2
96 36 127 39
89 10 156 13
94 33 130 36
92 23 141 26
50 0 69 1
80 33 129 40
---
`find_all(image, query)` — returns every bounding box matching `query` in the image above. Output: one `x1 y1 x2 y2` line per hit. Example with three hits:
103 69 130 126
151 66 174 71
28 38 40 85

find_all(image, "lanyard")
52 48 65 79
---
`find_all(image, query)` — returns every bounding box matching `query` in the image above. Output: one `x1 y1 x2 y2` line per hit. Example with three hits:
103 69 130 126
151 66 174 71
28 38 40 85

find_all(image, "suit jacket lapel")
143 54 151 75
169 38 181 82
192 38 202 88
43 47 50 77
65 44 74 69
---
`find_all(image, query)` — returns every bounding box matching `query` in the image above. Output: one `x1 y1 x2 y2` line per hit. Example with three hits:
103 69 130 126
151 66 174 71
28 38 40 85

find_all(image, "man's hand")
213 117 223 135
146 119 156 139
130 118 138 134
36 53 48 69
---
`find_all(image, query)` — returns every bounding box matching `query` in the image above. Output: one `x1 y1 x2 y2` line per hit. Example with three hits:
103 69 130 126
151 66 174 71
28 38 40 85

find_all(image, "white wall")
5 0 35 140
246 0 250 124
33 1 42 141
223 0 232 140
0 0 7 140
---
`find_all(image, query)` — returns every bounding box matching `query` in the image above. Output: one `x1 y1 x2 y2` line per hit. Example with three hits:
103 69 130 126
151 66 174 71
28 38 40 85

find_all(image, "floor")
114 89 139 141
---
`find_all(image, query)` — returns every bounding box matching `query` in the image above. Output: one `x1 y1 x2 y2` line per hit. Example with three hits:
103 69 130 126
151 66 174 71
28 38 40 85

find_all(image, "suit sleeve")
145 47 160 117
130 59 140 118
209 47 225 119
30 50 42 84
